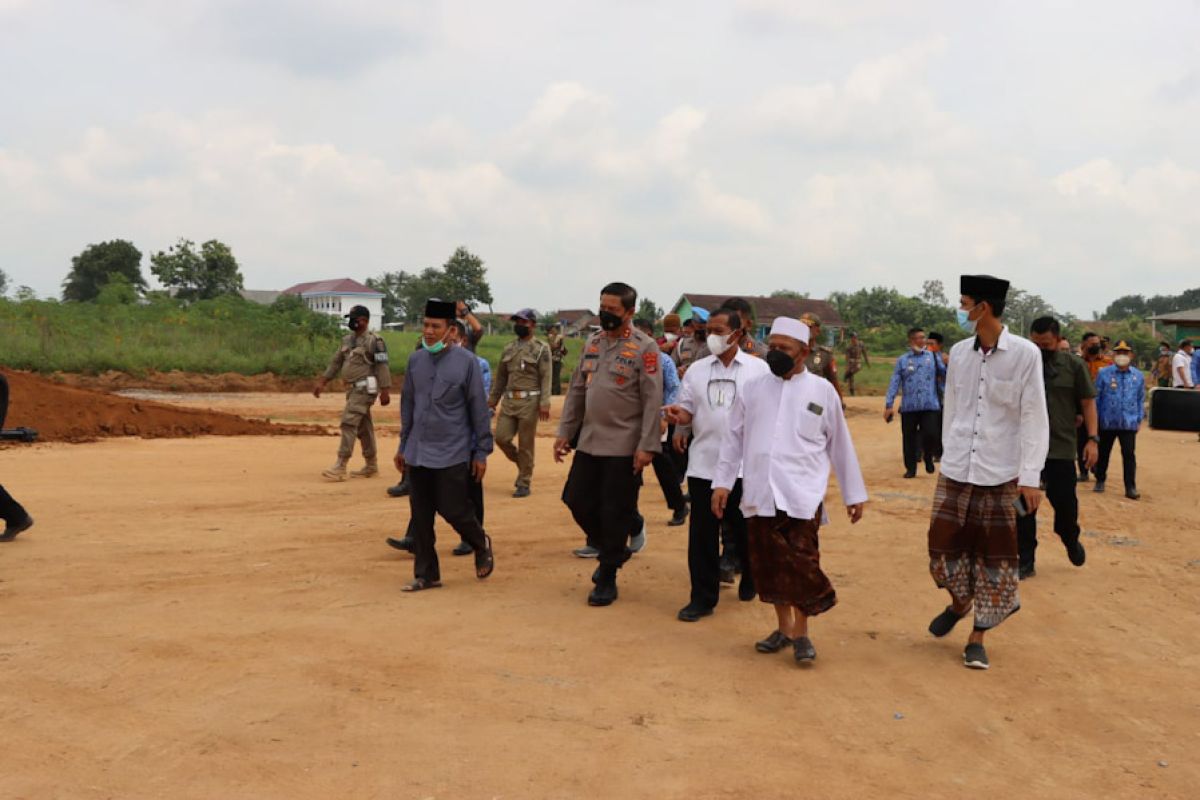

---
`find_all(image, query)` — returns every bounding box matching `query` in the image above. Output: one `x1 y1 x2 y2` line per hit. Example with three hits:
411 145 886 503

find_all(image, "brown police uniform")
844 340 869 396
559 326 664 572
673 335 710 372
324 331 391 462
548 330 567 395
491 336 552 491
805 344 844 400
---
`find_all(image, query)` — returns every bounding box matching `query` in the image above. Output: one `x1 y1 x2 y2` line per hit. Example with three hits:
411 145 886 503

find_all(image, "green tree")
0 268 8 297
14 285 37 302
1003 286 1057 336
440 246 494 311
770 289 809 299
365 271 412 323
95 273 139 305
150 238 244 302
920 279 948 307
62 239 146 301
636 297 664 323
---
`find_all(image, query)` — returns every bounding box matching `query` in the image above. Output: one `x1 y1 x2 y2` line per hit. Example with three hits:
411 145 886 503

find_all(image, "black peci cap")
960 274 1010 299
424 299 456 320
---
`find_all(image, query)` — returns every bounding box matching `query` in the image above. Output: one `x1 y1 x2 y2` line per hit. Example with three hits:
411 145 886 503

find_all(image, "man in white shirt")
927 275 1048 671
1172 340 1195 388
665 307 771 621
712 318 868 665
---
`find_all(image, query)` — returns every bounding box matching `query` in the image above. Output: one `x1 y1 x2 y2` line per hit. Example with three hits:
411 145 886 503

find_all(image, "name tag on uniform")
807 402 824 416
374 352 389 363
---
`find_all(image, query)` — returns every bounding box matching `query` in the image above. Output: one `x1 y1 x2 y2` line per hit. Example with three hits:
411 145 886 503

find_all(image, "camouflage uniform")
843 340 869 396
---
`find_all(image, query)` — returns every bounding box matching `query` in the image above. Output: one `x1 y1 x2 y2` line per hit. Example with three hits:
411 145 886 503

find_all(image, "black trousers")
901 410 939 472
0 484 28 524
408 464 488 582
665 424 688 486
563 451 640 570
687 478 750 609
1017 459 1080 568
1095 430 1137 489
404 466 482 541
551 361 563 395
651 444 687 513
1076 421 1090 476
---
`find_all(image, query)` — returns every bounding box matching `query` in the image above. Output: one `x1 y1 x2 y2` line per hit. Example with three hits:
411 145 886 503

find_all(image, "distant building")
1147 307 1200 343
281 278 386 330
239 289 281 305
669 293 846 344
550 309 599 336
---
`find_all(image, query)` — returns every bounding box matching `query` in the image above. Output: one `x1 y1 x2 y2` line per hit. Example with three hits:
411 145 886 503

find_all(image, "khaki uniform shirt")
740 337 769 358
845 342 868 372
548 333 566 363
490 337 552 412
324 332 392 389
673 335 710 370
558 327 664 456
805 345 841 395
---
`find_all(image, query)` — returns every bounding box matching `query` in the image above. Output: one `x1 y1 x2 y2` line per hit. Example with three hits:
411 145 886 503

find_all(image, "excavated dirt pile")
1 369 325 443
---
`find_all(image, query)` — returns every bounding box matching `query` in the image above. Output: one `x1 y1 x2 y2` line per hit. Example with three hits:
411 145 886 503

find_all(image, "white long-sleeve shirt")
675 350 771 481
941 327 1049 488
713 370 868 521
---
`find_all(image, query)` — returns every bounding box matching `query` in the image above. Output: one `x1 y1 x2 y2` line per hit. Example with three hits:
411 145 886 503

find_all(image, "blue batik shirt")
660 351 681 406
1095 364 1145 431
885 348 946 413
1191 350 1200 385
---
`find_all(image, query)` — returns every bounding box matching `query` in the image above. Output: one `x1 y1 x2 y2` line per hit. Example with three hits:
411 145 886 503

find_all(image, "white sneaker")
629 520 647 554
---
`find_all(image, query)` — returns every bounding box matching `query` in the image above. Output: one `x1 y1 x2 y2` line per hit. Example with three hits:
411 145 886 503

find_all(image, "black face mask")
513 323 531 338
1086 344 1101 356
598 310 624 331
694 329 706 342
766 350 795 377
347 317 366 332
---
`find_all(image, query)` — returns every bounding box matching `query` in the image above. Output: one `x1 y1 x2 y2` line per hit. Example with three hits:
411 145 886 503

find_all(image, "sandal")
475 535 494 580
402 578 442 592
928 606 967 638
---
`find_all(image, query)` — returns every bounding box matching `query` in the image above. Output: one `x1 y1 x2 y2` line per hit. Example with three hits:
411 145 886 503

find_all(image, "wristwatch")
1087 435 1100 444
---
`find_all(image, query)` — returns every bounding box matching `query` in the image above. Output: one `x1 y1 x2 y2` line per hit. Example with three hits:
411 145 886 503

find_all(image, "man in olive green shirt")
490 308 552 497
1018 317 1097 578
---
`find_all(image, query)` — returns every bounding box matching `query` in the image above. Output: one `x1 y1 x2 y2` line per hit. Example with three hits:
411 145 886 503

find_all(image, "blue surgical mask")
956 306 978 334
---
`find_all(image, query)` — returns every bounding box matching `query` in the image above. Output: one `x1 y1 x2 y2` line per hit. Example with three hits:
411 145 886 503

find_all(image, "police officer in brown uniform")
555 282 664 607
843 331 870 396
547 324 567 395
314 305 392 480
672 308 711 375
800 312 845 402
490 308 552 498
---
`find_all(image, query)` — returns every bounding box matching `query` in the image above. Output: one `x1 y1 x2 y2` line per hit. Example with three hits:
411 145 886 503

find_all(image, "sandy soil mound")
1 369 325 443
49 369 317 393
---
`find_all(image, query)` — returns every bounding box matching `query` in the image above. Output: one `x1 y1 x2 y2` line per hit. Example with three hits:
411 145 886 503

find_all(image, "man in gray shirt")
396 299 495 591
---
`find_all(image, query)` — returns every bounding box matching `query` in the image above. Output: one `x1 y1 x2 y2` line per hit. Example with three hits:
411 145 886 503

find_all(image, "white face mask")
663 332 678 343
1114 354 1132 367
706 332 734 356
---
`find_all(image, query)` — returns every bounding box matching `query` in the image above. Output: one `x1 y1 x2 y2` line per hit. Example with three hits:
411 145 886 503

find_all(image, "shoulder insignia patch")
643 352 658 374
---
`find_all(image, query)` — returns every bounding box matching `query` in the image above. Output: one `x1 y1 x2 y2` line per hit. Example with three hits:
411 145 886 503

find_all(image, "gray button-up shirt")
401 346 493 468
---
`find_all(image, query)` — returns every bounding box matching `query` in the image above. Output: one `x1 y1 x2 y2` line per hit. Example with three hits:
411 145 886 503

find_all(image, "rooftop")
1147 307 1200 323
673 293 845 327
281 278 383 297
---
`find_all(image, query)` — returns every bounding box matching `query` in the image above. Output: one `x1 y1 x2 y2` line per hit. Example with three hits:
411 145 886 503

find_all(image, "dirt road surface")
1 394 1197 799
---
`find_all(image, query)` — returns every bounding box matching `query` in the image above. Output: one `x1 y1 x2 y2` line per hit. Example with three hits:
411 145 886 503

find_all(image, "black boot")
588 565 619 606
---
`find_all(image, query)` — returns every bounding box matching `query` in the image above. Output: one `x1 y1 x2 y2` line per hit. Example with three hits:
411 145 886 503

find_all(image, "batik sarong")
747 508 836 616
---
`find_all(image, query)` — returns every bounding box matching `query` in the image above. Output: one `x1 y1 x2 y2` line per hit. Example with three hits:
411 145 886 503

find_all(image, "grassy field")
0 298 898 392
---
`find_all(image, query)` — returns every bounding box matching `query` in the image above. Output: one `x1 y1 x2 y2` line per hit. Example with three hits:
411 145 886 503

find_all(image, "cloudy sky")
2 0 1198 317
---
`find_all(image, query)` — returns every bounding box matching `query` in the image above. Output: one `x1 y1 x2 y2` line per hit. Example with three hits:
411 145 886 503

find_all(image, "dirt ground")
1 391 1197 799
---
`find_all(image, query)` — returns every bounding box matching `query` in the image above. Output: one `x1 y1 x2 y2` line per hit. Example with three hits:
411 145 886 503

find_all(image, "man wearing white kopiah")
712 317 868 666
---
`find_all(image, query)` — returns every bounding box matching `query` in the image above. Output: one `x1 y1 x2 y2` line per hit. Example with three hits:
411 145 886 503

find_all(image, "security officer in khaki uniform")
547 324 567 395
555 282 664 607
843 331 870 396
800 312 845 403
314 305 391 480
490 308 552 498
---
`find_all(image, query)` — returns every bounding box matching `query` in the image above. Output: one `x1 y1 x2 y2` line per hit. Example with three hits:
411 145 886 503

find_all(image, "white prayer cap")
769 317 810 344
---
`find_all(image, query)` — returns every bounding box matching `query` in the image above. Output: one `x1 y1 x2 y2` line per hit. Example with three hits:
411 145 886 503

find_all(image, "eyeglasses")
707 377 737 408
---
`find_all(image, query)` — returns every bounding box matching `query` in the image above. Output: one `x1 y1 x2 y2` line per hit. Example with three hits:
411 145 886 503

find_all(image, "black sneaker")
1093 480 1106 493
512 486 531 498
718 553 736 585
0 515 33 542
963 643 990 670
588 573 618 606
387 481 411 498
737 579 756 602
928 606 966 638
1077 470 1089 483
793 636 817 664
452 541 474 556
676 603 713 622
1124 487 1140 500
925 461 936 474
1018 563 1036 580
1066 539 1086 567
386 536 413 552
668 505 688 527
903 470 917 479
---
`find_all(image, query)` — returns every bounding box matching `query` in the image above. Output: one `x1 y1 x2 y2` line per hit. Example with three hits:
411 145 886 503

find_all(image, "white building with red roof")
281 278 386 330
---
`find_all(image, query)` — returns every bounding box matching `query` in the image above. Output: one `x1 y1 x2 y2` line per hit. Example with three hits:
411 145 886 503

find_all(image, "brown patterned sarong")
927 475 1020 631
747 509 836 616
